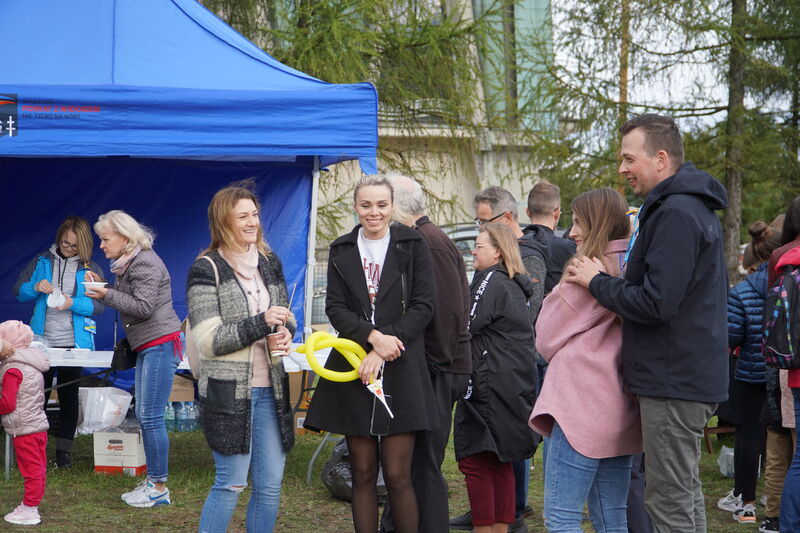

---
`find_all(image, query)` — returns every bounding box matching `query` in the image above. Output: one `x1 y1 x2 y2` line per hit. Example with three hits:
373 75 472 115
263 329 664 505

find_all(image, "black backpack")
762 264 800 369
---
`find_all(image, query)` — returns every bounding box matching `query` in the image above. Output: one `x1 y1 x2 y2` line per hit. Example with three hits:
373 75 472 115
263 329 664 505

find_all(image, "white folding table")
3 346 329 481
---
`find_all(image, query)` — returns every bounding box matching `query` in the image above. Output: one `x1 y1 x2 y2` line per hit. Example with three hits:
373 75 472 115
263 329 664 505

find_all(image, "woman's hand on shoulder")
34 279 53 294
367 330 403 361
358 351 384 385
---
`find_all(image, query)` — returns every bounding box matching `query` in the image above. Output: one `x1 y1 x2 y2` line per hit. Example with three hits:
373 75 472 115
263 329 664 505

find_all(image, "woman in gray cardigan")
187 184 295 533
86 210 181 509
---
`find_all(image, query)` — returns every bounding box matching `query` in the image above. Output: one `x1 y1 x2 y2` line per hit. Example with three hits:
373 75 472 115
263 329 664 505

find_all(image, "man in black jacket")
379 174 472 533
523 180 576 293
567 114 729 532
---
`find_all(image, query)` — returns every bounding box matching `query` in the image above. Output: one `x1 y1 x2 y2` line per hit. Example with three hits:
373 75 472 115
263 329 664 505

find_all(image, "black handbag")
112 337 137 371
111 314 137 371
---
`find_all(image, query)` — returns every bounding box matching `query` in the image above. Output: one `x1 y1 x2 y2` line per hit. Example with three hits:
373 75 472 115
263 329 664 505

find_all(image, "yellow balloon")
296 331 367 382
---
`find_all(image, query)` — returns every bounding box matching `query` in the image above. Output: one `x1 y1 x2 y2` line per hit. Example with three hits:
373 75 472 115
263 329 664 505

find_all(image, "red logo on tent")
0 94 18 138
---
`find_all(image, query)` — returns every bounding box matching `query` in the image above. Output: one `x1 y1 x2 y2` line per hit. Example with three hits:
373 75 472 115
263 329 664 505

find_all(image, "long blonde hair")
201 182 270 257
480 223 526 278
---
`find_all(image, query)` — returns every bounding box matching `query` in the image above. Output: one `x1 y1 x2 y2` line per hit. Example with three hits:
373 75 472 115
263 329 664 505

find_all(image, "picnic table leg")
306 432 337 485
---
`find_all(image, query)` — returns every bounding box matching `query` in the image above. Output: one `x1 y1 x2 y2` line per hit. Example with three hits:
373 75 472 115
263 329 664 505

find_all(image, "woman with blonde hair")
186 183 295 532
13 215 105 468
453 222 538 533
304 175 436 533
86 210 181 508
530 188 641 532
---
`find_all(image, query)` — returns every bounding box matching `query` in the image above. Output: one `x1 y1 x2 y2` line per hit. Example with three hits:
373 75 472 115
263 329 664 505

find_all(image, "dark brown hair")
744 221 782 268
620 113 684 169
527 181 561 218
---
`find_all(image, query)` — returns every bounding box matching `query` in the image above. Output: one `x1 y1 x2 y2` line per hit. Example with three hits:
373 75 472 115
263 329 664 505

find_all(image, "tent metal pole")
304 157 321 339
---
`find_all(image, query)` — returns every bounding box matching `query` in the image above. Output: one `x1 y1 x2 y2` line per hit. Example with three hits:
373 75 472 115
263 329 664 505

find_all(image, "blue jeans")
199 387 287 533
780 388 800 532
545 423 632 533
134 341 179 483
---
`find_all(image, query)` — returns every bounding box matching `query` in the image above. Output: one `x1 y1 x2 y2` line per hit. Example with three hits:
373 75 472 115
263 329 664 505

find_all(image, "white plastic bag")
77 387 132 434
717 444 735 478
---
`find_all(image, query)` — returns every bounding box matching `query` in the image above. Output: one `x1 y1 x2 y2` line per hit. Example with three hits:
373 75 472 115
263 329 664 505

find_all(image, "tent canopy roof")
0 0 377 172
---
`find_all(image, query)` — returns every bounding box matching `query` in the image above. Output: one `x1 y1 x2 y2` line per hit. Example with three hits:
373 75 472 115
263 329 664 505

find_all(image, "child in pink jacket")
530 188 643 532
0 320 50 526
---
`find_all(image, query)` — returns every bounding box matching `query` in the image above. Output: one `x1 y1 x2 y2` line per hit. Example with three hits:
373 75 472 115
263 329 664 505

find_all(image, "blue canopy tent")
0 0 378 387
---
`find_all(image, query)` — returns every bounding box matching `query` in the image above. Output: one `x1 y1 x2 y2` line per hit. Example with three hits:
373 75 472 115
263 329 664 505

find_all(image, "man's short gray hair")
474 186 518 219
387 173 425 216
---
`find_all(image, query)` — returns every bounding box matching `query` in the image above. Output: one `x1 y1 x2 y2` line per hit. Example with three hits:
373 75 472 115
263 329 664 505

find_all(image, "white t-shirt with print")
357 227 391 324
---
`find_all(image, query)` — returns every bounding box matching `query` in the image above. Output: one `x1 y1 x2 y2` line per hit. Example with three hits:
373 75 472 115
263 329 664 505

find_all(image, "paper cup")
267 332 287 360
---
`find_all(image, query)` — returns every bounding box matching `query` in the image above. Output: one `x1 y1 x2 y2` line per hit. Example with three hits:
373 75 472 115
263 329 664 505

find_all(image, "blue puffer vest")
727 262 769 384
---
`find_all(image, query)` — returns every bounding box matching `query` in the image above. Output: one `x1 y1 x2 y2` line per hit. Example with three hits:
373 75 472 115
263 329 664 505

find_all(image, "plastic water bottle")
186 402 198 431
164 403 175 432
175 402 189 432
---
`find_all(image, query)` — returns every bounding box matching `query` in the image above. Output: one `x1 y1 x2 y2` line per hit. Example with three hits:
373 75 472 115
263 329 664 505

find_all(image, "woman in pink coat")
530 188 643 532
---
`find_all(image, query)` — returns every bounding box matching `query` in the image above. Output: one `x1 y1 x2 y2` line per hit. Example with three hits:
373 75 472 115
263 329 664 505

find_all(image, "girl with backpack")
530 188 642 532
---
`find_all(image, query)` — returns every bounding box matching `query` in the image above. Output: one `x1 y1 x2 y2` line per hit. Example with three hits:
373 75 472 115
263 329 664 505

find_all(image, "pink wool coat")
529 239 643 459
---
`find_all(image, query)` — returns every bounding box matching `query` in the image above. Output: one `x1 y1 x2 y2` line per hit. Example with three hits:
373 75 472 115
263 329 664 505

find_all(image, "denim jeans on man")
639 396 716 533
544 423 632 532
134 342 179 483
780 388 800 532
199 387 287 533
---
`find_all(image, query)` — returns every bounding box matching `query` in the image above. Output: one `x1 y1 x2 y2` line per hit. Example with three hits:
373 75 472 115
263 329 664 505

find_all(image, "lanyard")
623 207 641 273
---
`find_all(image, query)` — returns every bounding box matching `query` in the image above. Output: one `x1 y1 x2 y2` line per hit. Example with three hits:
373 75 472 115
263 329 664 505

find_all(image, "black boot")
449 511 472 530
56 449 72 468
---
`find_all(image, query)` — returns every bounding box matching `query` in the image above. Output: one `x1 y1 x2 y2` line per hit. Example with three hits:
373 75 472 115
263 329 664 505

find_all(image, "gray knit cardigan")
186 250 296 455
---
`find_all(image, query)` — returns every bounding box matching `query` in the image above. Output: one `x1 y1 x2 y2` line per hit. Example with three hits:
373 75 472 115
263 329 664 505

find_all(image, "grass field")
0 427 752 532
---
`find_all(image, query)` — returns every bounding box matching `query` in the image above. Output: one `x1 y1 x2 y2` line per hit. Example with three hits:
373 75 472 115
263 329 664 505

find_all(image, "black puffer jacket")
454 263 539 462
589 163 729 403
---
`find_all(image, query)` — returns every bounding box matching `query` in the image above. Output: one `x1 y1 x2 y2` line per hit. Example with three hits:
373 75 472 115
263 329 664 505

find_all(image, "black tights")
347 433 418 533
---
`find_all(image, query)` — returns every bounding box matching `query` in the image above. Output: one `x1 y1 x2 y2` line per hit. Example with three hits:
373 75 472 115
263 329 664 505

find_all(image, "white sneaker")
733 503 757 524
4 504 41 525
719 490 743 512
121 479 149 503
124 481 171 508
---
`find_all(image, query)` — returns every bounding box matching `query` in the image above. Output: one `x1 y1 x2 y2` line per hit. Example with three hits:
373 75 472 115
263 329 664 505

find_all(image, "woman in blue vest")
13 216 105 467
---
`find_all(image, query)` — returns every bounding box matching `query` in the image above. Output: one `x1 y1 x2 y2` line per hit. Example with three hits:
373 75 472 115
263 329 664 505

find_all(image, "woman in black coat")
304 175 436 533
454 222 538 533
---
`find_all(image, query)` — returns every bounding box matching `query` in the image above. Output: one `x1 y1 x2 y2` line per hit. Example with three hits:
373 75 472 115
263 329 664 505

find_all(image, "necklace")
234 268 262 314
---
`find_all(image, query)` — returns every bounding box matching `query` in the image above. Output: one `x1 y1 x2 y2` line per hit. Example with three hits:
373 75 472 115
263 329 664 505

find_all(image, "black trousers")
627 452 654 533
381 372 469 533
42 366 82 450
733 380 767 502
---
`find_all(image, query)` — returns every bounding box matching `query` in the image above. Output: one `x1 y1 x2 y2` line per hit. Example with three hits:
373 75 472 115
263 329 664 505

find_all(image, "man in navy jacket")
566 114 729 532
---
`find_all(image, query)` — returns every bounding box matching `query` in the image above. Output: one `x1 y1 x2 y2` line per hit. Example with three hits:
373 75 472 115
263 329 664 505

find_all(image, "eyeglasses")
60 240 79 251
474 211 509 226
